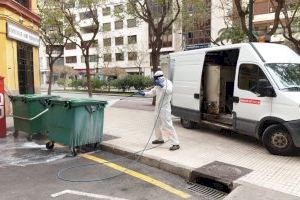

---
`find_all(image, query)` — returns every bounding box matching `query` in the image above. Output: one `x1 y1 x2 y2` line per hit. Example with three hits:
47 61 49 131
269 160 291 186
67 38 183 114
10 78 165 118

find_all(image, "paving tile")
102 107 300 197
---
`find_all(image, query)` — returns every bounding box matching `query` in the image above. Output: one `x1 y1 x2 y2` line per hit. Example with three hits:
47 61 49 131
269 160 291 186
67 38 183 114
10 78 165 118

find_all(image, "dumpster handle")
11 108 49 121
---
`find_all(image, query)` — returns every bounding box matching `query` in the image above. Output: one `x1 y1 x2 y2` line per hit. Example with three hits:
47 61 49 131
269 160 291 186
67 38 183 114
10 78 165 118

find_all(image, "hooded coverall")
145 78 180 145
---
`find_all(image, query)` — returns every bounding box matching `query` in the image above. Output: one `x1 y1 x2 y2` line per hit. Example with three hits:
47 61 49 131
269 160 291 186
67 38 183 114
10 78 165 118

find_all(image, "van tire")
180 118 197 129
262 124 295 156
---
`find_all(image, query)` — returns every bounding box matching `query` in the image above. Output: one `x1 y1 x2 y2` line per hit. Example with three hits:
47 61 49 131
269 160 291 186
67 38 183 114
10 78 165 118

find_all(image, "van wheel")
180 118 196 129
262 124 295 155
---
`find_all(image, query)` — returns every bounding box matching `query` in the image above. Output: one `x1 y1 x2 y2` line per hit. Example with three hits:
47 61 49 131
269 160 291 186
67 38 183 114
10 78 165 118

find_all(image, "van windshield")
266 63 300 91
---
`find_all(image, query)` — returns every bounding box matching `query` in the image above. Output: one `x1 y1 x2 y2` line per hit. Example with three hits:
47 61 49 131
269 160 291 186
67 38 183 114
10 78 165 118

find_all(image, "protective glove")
137 90 145 96
155 79 165 88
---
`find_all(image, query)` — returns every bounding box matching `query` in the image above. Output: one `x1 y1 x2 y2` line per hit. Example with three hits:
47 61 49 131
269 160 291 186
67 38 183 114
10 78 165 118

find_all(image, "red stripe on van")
240 98 261 105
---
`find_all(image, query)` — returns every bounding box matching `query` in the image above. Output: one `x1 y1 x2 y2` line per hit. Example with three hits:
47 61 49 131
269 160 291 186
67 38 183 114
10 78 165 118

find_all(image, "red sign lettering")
240 98 261 105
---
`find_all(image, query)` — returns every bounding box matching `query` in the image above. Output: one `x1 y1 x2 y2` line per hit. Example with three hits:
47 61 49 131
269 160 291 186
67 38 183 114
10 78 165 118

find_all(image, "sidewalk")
102 105 300 199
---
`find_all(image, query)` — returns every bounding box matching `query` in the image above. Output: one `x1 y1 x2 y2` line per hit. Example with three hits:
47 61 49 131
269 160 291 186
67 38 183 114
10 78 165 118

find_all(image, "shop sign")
7 22 40 47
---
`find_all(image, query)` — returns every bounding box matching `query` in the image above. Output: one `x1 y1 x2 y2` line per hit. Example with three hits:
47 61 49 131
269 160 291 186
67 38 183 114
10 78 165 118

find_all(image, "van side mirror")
256 79 276 97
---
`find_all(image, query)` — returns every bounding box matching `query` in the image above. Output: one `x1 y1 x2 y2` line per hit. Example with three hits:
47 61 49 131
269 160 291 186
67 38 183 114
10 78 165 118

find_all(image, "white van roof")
170 43 300 64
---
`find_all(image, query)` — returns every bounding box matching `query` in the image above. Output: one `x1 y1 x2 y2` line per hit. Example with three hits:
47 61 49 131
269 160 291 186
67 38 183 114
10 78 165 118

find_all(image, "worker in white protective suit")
137 71 180 151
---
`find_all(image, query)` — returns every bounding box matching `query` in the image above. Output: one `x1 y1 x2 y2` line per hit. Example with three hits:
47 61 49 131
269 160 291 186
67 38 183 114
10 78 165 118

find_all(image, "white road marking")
51 189 129 200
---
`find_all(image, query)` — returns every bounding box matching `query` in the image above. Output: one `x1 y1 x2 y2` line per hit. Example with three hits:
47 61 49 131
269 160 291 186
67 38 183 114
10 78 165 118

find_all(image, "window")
127 19 137 28
149 26 174 47
128 52 137 61
114 5 124 13
115 20 123 30
115 37 124 45
46 45 64 54
14 0 29 9
103 23 111 32
65 43 76 50
103 54 112 62
81 55 98 63
116 53 124 61
128 35 137 44
238 64 268 93
102 7 111 16
66 56 77 63
47 58 64 67
81 40 98 48
79 10 97 20
80 25 97 34
103 38 111 46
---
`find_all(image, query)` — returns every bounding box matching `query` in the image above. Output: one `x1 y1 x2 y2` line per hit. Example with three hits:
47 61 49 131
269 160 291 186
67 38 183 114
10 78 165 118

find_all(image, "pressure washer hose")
57 81 169 182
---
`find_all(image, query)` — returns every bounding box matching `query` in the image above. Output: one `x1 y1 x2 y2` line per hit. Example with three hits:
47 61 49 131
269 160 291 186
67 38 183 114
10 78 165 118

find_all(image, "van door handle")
194 93 200 99
233 96 239 103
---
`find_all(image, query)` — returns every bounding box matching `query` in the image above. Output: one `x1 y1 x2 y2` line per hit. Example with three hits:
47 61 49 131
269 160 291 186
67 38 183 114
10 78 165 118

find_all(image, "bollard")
0 76 6 138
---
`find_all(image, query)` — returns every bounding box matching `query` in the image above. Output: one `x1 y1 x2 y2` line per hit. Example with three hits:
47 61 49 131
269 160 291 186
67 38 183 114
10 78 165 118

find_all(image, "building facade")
0 0 40 94
253 0 300 43
39 0 182 83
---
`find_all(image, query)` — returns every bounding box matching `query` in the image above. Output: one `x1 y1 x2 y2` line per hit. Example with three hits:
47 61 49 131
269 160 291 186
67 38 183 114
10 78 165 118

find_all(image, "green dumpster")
47 98 107 155
9 95 57 140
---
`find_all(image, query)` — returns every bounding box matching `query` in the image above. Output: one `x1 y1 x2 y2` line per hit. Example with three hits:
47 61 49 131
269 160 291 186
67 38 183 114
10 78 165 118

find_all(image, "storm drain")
188 161 252 199
187 183 227 200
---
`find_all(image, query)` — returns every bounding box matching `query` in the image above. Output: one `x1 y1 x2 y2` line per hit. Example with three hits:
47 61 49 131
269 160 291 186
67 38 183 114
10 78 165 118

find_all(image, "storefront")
0 0 40 95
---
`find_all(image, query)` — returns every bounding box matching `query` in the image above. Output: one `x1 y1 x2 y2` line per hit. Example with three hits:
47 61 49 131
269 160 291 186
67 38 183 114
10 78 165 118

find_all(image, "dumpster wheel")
27 135 33 141
71 148 78 157
46 141 55 150
13 130 19 138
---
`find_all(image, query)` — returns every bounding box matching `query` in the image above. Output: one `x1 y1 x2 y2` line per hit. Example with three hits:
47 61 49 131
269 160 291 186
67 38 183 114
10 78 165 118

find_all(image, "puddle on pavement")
0 132 67 168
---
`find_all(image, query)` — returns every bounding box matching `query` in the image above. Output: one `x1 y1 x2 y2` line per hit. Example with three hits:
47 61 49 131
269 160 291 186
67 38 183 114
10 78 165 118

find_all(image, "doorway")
201 49 239 125
17 42 34 94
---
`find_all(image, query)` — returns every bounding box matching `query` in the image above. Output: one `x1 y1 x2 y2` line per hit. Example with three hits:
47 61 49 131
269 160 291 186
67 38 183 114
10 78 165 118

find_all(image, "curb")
100 143 193 180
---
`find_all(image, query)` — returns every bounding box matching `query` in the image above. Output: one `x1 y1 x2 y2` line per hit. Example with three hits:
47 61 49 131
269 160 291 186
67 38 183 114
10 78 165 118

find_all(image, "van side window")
238 64 269 93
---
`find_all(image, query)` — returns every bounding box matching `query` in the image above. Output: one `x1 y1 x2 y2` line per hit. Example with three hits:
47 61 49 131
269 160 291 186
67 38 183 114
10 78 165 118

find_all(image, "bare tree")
127 0 181 73
57 0 103 97
280 0 300 54
233 0 284 42
39 0 67 95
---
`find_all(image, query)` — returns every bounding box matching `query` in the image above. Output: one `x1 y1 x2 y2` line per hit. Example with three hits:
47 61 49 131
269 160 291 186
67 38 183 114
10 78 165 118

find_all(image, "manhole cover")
187 183 227 200
190 161 252 191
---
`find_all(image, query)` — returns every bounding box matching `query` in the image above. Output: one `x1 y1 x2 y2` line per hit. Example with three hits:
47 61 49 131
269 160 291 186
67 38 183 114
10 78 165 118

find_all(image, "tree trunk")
64 74 68 90
48 65 53 95
151 51 161 106
85 55 93 97
108 80 111 92
151 51 160 72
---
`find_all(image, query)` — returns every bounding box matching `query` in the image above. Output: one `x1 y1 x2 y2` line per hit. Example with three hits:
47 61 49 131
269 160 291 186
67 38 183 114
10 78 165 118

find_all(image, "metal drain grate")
187 183 227 200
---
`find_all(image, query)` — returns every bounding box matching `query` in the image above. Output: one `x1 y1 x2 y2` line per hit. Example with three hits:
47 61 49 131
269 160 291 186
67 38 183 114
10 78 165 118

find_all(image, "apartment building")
253 0 300 42
39 0 182 83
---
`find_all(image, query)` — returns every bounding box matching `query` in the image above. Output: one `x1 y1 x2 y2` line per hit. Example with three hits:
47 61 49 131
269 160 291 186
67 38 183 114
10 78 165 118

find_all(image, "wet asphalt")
0 133 202 200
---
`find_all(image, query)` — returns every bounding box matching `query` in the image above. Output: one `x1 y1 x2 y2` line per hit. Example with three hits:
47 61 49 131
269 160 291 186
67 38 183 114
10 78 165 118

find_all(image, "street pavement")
102 95 300 199
0 149 201 199
5 91 300 199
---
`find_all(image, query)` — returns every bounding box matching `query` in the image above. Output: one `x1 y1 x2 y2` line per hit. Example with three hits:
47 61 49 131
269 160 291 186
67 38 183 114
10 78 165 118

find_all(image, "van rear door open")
171 51 205 122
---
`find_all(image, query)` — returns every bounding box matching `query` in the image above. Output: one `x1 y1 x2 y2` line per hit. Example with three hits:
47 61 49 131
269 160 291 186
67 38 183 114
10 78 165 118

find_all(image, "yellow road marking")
81 154 191 199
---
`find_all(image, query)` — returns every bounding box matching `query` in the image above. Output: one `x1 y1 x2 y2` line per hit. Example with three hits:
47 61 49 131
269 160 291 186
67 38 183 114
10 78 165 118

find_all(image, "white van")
170 43 300 155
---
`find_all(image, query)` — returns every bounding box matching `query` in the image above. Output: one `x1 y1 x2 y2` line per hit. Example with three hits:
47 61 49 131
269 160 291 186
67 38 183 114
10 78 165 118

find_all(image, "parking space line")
51 189 129 199
81 154 191 199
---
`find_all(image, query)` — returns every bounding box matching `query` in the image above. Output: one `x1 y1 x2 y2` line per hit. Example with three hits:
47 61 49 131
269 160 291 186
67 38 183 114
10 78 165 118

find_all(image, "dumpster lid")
9 94 58 101
50 98 108 107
